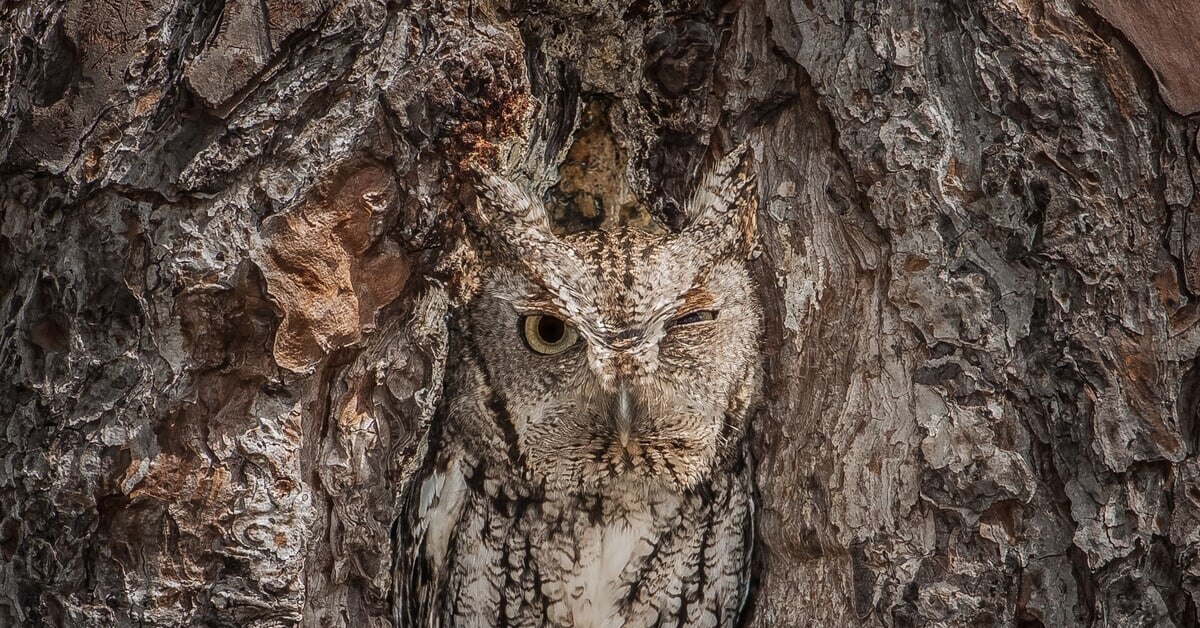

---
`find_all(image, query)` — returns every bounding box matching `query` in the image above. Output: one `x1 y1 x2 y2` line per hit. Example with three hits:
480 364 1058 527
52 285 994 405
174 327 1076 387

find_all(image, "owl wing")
396 458 469 628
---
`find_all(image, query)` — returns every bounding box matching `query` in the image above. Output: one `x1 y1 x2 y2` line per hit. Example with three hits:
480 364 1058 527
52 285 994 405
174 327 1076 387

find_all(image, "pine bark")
2 0 1198 626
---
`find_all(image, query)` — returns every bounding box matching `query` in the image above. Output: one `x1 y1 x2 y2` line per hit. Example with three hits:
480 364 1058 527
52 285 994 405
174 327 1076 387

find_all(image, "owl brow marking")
676 285 717 315
515 272 611 339
513 294 567 317
621 236 636 289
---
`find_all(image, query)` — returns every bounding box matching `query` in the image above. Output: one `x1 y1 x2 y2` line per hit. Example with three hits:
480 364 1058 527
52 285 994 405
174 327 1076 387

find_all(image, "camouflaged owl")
397 147 764 628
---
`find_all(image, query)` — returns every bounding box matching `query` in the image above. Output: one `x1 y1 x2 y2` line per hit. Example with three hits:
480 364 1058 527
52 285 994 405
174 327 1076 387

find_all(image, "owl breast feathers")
397 148 764 628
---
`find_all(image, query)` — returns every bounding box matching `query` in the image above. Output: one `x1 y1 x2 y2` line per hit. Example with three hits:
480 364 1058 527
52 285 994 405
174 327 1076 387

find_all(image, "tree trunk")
2 0 1198 626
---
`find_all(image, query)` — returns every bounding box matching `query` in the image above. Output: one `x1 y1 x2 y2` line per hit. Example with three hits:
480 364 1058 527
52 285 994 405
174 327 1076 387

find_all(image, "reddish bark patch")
1089 0 1200 115
903 254 930 273
260 161 412 372
384 18 531 169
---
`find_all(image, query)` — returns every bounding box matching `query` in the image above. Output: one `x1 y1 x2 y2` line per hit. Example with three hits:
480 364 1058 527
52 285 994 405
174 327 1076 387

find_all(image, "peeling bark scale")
2 0 1199 626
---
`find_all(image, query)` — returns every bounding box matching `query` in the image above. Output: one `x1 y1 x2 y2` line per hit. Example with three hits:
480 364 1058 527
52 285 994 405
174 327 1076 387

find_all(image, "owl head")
461 148 763 495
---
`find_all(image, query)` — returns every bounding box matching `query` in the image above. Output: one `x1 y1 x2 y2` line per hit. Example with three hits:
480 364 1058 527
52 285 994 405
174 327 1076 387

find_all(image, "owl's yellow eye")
521 314 580 354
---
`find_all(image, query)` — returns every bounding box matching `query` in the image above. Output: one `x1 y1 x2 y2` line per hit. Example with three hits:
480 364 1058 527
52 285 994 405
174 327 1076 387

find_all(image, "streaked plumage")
397 148 763 628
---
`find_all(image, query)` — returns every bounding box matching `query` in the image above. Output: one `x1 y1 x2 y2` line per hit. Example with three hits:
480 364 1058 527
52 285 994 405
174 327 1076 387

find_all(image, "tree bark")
2 0 1198 626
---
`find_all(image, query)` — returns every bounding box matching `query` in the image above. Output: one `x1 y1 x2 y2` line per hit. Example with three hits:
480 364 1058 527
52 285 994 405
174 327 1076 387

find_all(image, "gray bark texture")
2 0 1199 626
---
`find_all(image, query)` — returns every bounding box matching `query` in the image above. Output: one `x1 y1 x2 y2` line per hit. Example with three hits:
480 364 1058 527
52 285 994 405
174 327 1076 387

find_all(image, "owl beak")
614 382 634 448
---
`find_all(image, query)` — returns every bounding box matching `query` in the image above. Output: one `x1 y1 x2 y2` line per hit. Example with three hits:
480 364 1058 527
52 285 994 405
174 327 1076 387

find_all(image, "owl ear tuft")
681 145 758 258
464 169 552 235
461 167 590 300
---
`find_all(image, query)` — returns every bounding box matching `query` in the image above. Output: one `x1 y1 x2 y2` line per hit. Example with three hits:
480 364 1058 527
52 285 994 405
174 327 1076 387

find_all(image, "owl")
396 147 764 628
